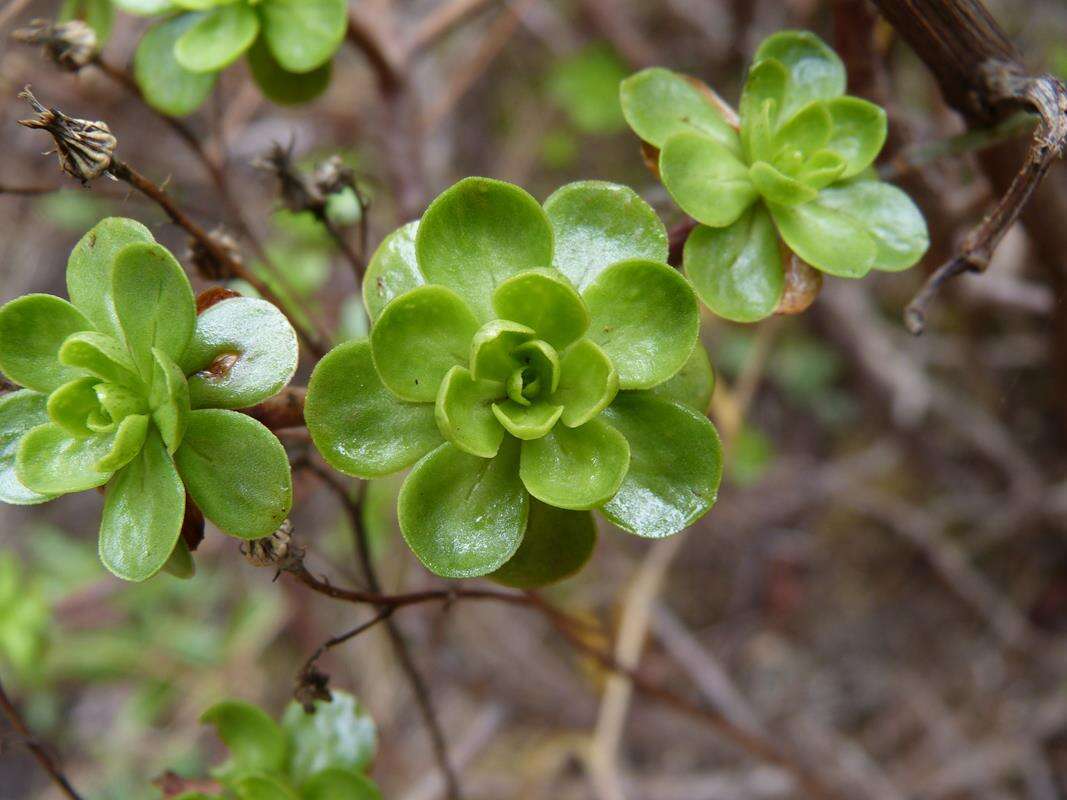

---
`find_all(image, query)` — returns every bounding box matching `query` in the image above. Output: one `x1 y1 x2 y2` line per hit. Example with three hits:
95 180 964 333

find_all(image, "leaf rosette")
620 30 930 322
306 177 723 585
0 217 299 582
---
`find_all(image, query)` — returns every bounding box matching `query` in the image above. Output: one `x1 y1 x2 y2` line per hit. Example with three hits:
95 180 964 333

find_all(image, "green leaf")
649 341 715 413
59 331 143 391
549 339 618 427
753 30 845 121
257 0 347 73
96 383 147 423
469 320 535 382
768 199 877 277
370 285 479 402
547 44 628 134
149 349 190 453
134 14 218 116
749 161 818 205
59 0 113 40
302 770 382 800
201 700 287 780
582 260 699 390
175 2 259 73
111 242 197 384
98 429 185 581
600 393 722 538
492 269 588 350
512 339 560 395
795 150 848 190
822 97 887 178
434 366 505 458
659 132 757 228
683 208 783 323
773 101 832 160
67 217 155 338
112 0 177 15
246 37 332 106
162 537 195 579
739 59 786 162
362 221 423 322
48 376 107 437
95 414 149 473
519 418 629 510
180 297 298 410
619 67 740 155
0 391 54 505
16 423 115 494
814 179 929 272
281 691 377 784
416 178 554 320
234 775 301 800
490 499 596 588
491 400 563 440
0 295 92 393
544 181 668 291
173 409 292 540
305 340 442 478
398 439 528 578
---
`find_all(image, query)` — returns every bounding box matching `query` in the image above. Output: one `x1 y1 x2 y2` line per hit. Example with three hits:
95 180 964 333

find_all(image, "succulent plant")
306 177 723 585
0 218 298 582
620 30 929 322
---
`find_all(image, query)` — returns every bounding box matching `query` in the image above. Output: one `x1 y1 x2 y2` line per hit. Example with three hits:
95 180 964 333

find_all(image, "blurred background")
3 0 1067 797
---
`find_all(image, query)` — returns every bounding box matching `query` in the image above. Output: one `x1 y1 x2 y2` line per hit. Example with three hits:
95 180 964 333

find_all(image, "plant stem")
0 677 84 800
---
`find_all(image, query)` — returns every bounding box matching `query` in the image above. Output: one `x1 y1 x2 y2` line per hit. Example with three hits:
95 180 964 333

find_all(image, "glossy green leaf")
490 499 596 589
48 377 106 437
67 217 155 338
96 414 149 473
362 221 423 322
600 393 722 538
95 383 147 423
257 0 347 73
370 285 479 402
659 132 757 228
180 297 298 410
492 269 588 350
519 418 629 510
162 537 195 579
753 30 845 121
282 691 377 784
583 260 699 390
650 341 715 413
173 409 292 540
749 160 818 205
306 340 442 478
773 101 832 159
16 423 115 494
0 295 92 393
544 181 668 291
302 770 382 800
246 37 332 106
134 14 218 116
435 366 505 458
416 178 554 320
175 2 259 73
683 209 783 323
98 429 185 581
112 0 177 15
398 439 528 578
59 331 143 391
234 775 300 800
0 391 54 505
469 320 535 382
823 96 887 178
491 400 563 440
795 149 848 190
815 179 929 272
768 199 877 278
149 349 190 453
201 700 287 779
513 339 560 394
739 59 786 162
619 67 740 155
549 339 618 427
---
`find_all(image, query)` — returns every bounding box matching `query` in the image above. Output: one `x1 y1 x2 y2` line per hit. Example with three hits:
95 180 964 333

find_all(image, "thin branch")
405 0 502 59
0 183 61 196
243 386 306 431
0 677 84 800
297 607 394 690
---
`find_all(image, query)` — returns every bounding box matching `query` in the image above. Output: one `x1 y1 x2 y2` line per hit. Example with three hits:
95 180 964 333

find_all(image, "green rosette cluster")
192 692 380 800
118 0 347 115
621 30 929 322
306 177 723 586
0 218 298 582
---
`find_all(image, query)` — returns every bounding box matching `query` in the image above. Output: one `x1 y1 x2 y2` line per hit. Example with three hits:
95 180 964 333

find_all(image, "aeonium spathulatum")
0 218 298 582
620 30 929 323
306 177 723 586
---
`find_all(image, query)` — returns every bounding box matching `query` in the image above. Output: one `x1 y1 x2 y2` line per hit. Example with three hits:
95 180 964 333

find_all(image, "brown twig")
0 677 84 800
243 386 306 431
0 183 61 196
405 0 502 59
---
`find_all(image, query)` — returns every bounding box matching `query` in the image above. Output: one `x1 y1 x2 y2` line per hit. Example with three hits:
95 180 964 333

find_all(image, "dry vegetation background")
2 0 1067 798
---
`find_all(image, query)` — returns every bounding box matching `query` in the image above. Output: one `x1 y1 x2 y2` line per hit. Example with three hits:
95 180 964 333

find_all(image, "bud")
18 88 115 183
13 19 98 71
241 519 303 569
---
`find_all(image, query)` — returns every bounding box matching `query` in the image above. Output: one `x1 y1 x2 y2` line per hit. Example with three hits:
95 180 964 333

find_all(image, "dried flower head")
18 88 115 183
241 519 302 568
13 19 98 71
256 142 318 214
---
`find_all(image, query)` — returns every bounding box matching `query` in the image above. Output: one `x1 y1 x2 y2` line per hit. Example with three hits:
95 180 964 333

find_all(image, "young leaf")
491 400 564 440
150 349 191 453
398 439 528 578
773 101 832 160
822 96 887 178
492 269 589 350
0 391 54 506
582 260 699 390
683 208 784 323
0 294 92 393
173 409 292 540
544 181 668 291
302 770 382 800
16 423 116 494
305 340 442 478
246 37 333 106
59 331 144 391
649 342 715 413
519 418 629 510
753 30 846 121
256 0 347 73
435 366 506 458
549 339 619 427
749 161 818 206
415 177 554 320
134 14 218 116
469 320 535 382
98 429 185 581
201 700 287 779
95 414 149 473
174 2 259 73
659 132 757 228
768 199 877 278
361 220 423 322
48 376 106 437
112 0 177 15
281 691 377 784
490 499 596 589
739 59 786 162
600 393 722 538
